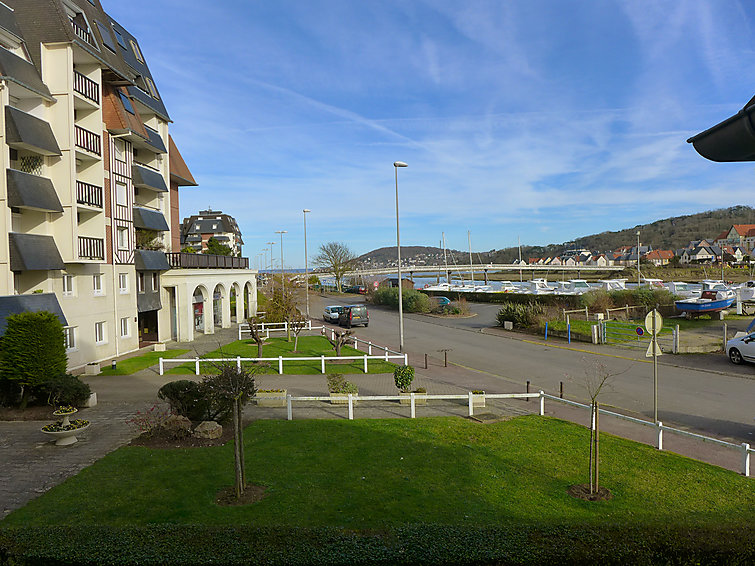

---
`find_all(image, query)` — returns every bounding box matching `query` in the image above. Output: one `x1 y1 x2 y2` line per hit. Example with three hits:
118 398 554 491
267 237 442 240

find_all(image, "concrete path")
1 323 750 520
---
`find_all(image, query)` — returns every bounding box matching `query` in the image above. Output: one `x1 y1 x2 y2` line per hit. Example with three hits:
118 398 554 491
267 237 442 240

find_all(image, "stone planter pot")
256 390 287 407
399 392 427 405
472 392 485 408
85 362 100 375
41 422 90 446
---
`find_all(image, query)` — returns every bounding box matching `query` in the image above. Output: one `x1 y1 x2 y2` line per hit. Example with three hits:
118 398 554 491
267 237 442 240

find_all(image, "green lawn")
3 416 750 529
164 336 397 375
98 349 190 376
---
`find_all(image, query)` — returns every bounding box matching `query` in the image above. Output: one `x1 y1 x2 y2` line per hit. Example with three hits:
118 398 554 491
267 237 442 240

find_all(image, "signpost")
645 309 663 423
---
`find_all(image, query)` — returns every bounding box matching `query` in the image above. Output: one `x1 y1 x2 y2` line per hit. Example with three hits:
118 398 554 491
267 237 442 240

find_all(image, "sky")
105 0 755 269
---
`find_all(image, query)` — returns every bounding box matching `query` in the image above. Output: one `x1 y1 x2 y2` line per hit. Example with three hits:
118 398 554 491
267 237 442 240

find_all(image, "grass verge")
98 349 190 376
163 336 397 375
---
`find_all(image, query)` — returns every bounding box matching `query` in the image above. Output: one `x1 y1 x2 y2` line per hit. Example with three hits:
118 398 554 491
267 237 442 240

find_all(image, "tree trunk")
237 397 246 487
257 340 263 358
588 402 594 494
232 399 243 498
594 401 600 492
19 386 30 410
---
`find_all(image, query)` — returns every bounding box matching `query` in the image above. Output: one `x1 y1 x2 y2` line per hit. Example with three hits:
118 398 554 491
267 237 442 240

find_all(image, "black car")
338 305 369 328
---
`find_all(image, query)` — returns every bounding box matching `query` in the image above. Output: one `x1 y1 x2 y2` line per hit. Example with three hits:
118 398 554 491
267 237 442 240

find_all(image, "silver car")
323 305 344 323
726 332 755 364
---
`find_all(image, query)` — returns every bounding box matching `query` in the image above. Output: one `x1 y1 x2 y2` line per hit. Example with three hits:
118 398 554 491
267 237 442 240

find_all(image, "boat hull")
675 297 734 314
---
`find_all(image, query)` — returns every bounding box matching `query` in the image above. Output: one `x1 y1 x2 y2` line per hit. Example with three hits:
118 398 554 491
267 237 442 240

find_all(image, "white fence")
238 320 325 340
251 389 752 477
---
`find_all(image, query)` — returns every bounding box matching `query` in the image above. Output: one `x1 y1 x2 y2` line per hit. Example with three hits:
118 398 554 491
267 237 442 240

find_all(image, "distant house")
180 209 244 255
587 254 609 267
644 250 674 266
721 225 755 247
681 245 721 264
380 277 414 289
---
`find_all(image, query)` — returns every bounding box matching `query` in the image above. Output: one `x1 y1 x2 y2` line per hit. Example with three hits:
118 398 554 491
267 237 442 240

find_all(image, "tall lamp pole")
394 161 408 352
636 231 641 287
302 209 311 317
267 242 276 290
276 230 287 295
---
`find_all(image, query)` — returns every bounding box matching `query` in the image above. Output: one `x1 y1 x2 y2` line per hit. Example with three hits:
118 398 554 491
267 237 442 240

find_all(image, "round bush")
33 373 91 407
394 365 415 392
158 380 208 422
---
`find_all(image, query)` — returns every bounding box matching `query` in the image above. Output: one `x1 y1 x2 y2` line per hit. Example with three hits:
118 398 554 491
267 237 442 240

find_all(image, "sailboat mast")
468 230 474 287
518 235 522 282
442 232 450 284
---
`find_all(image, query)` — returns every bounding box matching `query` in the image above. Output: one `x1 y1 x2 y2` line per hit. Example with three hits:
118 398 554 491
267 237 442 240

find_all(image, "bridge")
336 263 625 280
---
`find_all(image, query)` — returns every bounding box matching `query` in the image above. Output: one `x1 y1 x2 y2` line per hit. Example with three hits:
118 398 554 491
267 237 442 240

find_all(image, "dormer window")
144 77 159 100
130 39 144 63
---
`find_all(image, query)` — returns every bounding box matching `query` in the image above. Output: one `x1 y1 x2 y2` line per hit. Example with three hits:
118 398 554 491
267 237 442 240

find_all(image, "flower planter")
256 390 287 407
399 392 426 406
41 422 90 446
85 362 100 375
472 392 486 408
42 408 90 446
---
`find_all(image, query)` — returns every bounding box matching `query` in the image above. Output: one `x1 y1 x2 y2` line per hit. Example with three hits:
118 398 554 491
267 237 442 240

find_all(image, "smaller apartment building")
0 0 256 370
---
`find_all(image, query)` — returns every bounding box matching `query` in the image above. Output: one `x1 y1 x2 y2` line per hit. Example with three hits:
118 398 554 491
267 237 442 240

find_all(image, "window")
117 90 135 114
113 138 125 162
120 317 130 338
144 77 159 100
62 274 74 297
93 273 103 295
137 272 145 293
115 182 128 205
212 224 218 230
95 21 117 52
63 326 76 350
117 227 128 250
118 273 128 293
152 272 159 291
95 321 106 344
130 39 144 62
113 28 126 49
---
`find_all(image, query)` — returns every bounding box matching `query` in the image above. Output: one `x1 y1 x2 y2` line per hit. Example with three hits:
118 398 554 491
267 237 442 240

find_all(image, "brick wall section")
170 181 180 252
102 130 113 264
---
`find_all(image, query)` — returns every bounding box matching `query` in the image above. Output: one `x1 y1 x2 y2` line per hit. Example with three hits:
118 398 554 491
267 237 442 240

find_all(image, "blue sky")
107 0 755 268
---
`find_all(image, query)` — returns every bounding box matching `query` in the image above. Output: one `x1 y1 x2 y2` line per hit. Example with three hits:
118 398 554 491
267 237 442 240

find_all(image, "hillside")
358 206 755 266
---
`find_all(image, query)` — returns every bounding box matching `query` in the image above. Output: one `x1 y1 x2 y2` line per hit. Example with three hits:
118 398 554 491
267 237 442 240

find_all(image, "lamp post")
303 209 311 318
276 230 287 295
394 161 408 352
636 231 641 287
267 242 275 290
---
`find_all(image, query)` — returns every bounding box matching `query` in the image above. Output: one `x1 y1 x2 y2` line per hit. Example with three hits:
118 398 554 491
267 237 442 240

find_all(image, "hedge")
0 524 752 565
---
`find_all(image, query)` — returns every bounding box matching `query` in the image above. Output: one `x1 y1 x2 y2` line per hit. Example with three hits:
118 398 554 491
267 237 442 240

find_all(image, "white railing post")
277 356 283 374
742 443 751 477
354 337 359 350
368 342 373 355
468 391 474 417
321 355 325 374
410 393 416 418
236 356 241 372
331 328 335 340
307 319 312 330
266 329 270 339
238 325 242 340
404 354 408 366
286 394 292 421
363 355 368 373
159 357 164 376
657 421 664 450
539 391 545 416
384 351 388 361
348 394 354 420
195 357 200 375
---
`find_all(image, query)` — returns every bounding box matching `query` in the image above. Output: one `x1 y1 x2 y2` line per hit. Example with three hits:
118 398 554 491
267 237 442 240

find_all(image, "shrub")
200 367 257 424
496 302 543 328
326 373 358 394
0 311 68 409
33 374 91 407
580 289 613 312
126 404 174 437
393 365 415 392
370 287 431 313
158 380 208 422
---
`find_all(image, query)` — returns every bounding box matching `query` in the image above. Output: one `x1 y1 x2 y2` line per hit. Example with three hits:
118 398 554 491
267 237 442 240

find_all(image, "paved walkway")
1 325 750 519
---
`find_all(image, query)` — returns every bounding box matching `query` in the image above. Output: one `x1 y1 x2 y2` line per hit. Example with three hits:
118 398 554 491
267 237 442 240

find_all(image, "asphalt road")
312 293 754 444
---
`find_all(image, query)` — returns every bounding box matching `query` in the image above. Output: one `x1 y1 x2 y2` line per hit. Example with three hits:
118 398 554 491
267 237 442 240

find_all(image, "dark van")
338 305 369 328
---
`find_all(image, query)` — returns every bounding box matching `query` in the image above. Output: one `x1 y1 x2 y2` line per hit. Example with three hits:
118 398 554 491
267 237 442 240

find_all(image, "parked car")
344 285 367 294
338 305 369 328
726 332 755 364
429 296 451 306
323 305 344 323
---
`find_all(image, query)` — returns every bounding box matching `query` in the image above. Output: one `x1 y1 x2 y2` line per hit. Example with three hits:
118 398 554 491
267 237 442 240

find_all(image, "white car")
323 305 344 323
726 332 755 364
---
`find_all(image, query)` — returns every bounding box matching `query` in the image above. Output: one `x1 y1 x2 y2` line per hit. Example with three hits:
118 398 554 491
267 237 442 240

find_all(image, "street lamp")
267 242 276 290
394 161 408 352
276 230 287 295
636 231 641 287
303 209 311 318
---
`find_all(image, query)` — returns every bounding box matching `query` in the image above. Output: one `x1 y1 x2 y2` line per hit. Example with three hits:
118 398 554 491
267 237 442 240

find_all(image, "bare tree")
325 328 353 356
312 242 358 293
245 316 267 358
289 309 308 352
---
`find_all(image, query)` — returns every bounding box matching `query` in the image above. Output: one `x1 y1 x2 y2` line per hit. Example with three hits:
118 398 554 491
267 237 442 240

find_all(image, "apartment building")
180 209 244 256
0 0 257 369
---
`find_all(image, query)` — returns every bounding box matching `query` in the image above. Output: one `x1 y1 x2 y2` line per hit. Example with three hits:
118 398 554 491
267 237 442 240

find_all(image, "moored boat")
675 290 734 315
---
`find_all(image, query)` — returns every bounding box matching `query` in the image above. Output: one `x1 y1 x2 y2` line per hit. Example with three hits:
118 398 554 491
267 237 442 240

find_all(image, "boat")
526 279 555 295
499 281 519 293
700 280 735 300
640 278 665 289
732 280 755 301
596 279 627 291
665 281 697 299
675 290 734 315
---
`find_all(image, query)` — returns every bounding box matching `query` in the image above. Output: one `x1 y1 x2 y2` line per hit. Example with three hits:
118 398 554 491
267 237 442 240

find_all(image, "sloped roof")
168 136 197 186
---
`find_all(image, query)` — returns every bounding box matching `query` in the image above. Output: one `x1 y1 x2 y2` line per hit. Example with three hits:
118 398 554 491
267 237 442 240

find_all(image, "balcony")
76 180 103 208
78 236 104 261
70 20 92 45
165 252 249 270
73 70 99 105
74 125 101 157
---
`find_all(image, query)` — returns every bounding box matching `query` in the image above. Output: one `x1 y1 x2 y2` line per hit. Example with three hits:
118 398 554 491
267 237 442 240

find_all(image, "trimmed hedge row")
1 523 752 565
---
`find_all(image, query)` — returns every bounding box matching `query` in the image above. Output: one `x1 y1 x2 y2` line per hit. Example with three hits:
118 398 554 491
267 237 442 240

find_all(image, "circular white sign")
645 310 663 335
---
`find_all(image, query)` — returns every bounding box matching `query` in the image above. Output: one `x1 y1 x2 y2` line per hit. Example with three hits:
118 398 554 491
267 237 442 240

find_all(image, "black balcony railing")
76 180 103 208
73 70 99 104
70 20 92 44
165 252 249 269
74 125 101 156
78 236 104 260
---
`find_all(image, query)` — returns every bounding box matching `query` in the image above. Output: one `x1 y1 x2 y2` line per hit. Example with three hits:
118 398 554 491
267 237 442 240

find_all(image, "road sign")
373 281 379 289
645 310 663 335
646 339 663 357
635 327 644 336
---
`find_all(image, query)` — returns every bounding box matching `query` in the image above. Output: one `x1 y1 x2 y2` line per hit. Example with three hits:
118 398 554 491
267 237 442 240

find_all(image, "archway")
192 285 209 334
212 283 226 327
